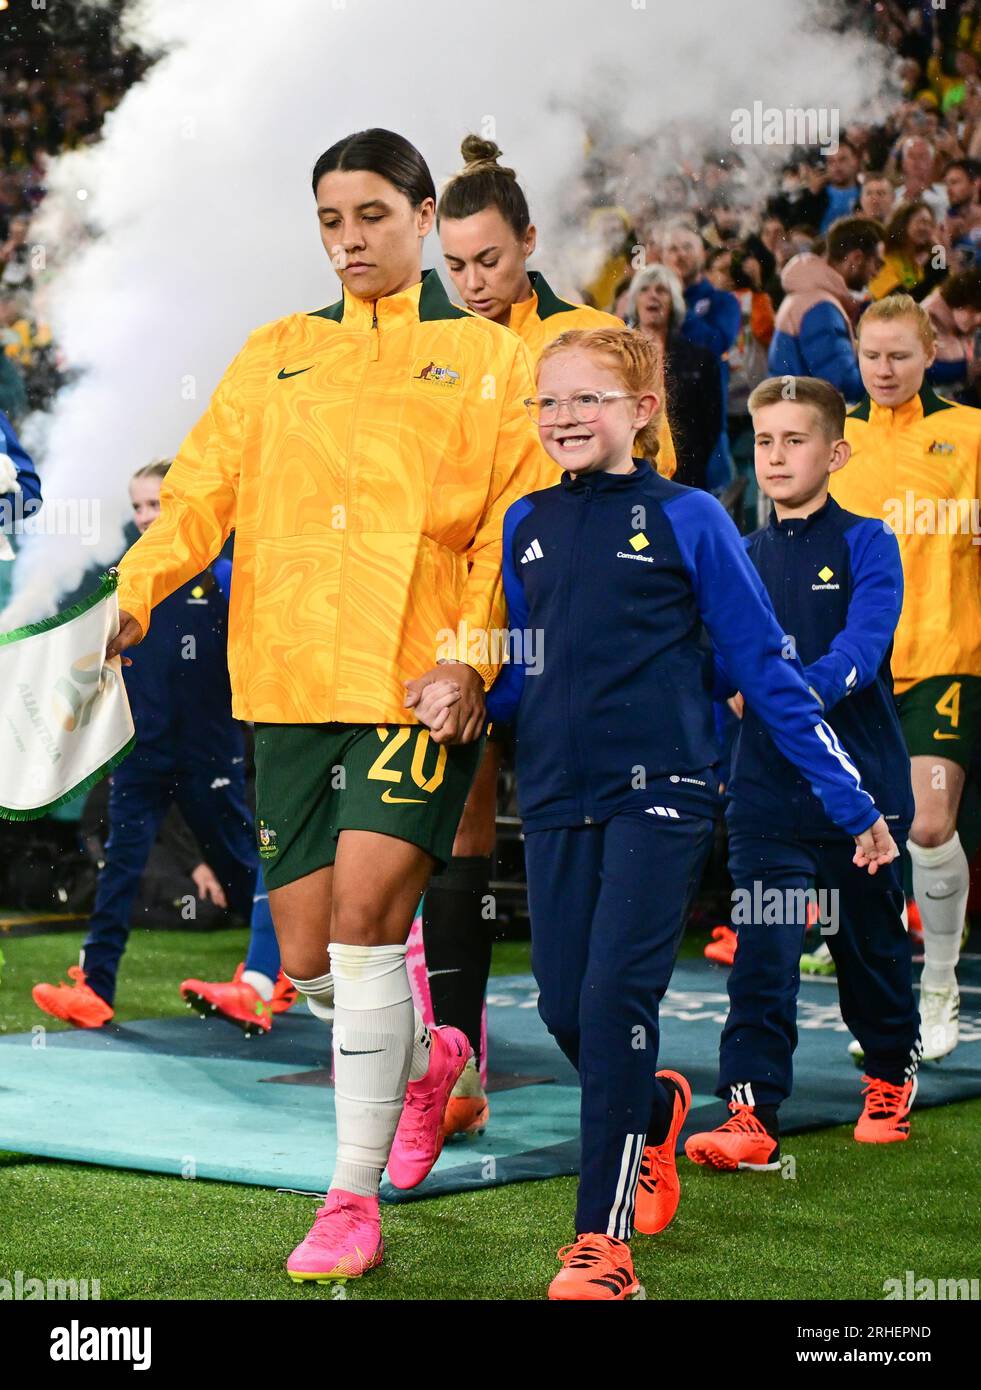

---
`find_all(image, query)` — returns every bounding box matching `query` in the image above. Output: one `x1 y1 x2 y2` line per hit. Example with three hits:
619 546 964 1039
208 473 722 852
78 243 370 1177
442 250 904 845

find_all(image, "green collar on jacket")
309 267 469 324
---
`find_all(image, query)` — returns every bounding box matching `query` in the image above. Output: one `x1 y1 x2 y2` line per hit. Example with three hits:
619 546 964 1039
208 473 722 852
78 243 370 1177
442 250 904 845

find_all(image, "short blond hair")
859 293 936 352
748 376 846 441
130 459 172 484
537 327 664 461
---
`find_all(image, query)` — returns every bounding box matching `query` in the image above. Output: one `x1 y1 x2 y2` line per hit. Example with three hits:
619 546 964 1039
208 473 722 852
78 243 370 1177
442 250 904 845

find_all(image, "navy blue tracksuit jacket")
720 496 914 839
486 460 884 1236
716 497 918 1106
487 461 879 836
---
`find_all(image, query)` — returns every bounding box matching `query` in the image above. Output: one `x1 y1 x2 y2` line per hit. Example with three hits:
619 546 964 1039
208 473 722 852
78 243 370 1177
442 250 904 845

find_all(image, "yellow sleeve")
454 340 548 690
116 344 249 636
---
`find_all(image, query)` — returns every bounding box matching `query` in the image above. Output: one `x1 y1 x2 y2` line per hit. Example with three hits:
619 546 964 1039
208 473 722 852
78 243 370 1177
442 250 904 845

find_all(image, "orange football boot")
32 966 113 1029
854 1074 916 1144
634 1070 691 1234
180 961 273 1036
704 925 737 966
548 1234 640 1301
685 1102 780 1172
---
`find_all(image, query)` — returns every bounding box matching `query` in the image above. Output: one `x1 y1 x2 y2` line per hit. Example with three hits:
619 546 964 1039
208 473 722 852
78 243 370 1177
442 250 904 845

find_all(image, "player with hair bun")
425 138 678 1140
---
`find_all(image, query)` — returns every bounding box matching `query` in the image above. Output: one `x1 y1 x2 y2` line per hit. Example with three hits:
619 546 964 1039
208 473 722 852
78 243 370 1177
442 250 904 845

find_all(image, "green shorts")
252 722 485 890
895 675 981 769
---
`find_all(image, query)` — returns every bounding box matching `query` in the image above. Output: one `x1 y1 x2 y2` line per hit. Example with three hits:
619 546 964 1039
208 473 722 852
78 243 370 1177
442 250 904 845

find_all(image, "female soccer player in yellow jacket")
411 136 675 1144
831 293 981 1064
108 128 549 1286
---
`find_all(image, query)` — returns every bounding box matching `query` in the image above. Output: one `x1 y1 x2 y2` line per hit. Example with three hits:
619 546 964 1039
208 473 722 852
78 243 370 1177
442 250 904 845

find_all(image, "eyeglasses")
523 390 637 425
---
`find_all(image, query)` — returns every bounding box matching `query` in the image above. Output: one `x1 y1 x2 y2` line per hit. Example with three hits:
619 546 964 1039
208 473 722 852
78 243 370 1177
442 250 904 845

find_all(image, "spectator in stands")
768 216 885 403
659 172 693 218
0 215 32 290
708 247 776 470
758 215 793 306
869 201 944 300
897 136 950 218
944 157 981 218
702 191 743 249
860 172 897 223
820 140 863 231
628 262 721 491
662 222 740 487
940 156 981 263
922 266 981 397
778 152 828 230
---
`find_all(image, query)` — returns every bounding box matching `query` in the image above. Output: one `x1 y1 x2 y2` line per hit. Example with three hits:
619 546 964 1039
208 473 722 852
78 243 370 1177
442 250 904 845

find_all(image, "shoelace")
638 1142 670 1194
556 1234 625 1270
717 1103 770 1136
861 1075 908 1119
399 1089 439 1152
310 1197 371 1241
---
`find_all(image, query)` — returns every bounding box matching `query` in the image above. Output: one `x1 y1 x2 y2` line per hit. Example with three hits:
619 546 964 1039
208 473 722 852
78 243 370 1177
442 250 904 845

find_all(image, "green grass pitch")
2 926 978 1300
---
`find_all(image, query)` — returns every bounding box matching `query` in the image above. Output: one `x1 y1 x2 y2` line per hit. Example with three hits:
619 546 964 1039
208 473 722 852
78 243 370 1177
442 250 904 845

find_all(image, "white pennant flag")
0 570 135 820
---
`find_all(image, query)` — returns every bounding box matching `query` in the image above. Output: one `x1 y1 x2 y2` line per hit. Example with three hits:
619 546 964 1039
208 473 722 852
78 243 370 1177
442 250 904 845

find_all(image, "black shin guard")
422 855 492 1065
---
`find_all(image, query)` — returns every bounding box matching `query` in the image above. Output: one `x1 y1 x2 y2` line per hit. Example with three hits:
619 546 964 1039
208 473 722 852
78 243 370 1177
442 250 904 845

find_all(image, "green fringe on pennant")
0 568 119 649
0 733 136 822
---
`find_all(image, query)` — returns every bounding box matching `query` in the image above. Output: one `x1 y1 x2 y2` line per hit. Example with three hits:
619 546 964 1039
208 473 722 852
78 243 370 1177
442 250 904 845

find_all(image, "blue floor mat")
0 960 978 1200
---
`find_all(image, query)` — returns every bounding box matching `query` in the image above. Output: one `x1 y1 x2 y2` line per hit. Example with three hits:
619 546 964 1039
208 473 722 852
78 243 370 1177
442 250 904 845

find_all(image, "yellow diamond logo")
818 566 834 582
629 532 650 552
191 585 204 597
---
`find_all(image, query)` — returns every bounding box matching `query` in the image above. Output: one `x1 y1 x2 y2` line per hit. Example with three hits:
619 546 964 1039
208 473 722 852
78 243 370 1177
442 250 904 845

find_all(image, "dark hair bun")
460 134 515 178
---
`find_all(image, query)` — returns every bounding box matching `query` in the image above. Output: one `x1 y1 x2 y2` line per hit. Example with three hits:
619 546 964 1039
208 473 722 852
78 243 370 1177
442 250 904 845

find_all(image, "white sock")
284 969 333 1020
909 833 969 991
410 1012 433 1082
241 969 274 1002
329 942 414 1199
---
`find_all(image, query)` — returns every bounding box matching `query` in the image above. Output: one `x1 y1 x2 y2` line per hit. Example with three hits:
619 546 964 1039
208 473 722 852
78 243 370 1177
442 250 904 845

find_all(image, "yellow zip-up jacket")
831 385 981 692
508 271 677 478
116 270 552 725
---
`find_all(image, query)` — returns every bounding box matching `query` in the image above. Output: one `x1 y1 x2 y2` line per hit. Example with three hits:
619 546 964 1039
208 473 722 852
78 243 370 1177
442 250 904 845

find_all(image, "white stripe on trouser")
607 1133 646 1240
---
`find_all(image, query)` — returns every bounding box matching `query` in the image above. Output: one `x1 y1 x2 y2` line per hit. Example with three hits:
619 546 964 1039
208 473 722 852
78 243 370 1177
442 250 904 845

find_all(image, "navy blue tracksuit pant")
719 826 920 1108
81 759 258 1006
524 809 715 1239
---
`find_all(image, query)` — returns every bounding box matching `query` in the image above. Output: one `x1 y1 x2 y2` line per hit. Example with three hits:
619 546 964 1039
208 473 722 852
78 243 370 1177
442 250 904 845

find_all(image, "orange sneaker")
685 1102 780 1172
32 966 113 1029
634 1070 691 1235
704 925 737 967
441 1056 489 1138
548 1234 640 1301
271 970 298 1014
180 963 273 1036
854 1074 916 1144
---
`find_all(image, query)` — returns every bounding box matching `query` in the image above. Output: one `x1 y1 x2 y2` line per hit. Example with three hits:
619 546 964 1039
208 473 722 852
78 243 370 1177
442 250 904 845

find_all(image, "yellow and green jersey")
832 385 981 692
117 270 551 725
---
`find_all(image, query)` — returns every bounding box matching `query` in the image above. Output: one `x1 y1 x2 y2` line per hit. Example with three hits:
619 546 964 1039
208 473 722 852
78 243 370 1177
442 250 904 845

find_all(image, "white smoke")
4 0 896 625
